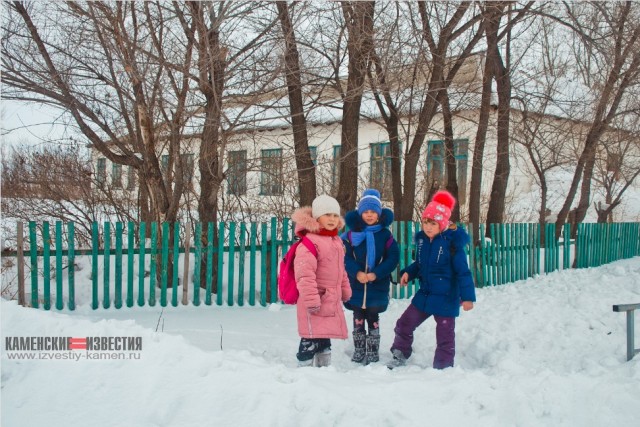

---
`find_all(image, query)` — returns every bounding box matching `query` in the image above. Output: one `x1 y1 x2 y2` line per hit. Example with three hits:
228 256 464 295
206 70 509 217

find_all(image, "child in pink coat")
291 195 352 367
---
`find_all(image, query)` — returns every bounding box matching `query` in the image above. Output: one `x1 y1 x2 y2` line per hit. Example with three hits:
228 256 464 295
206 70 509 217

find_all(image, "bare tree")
336 1 375 211
593 126 640 222
511 16 576 231
2 1 199 286
393 1 479 221
552 2 640 232
483 1 512 228
1 143 141 247
276 1 317 206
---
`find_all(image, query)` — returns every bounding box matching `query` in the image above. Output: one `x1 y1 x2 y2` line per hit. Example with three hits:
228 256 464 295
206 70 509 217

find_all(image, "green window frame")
96 158 106 185
427 139 469 205
127 166 136 191
228 150 247 196
161 154 170 176
112 163 123 188
260 148 283 196
369 142 392 200
309 146 318 165
181 153 195 185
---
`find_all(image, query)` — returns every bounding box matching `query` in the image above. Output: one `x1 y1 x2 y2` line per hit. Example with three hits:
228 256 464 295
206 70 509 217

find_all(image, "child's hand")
399 272 409 286
356 272 368 284
366 273 376 282
461 301 474 311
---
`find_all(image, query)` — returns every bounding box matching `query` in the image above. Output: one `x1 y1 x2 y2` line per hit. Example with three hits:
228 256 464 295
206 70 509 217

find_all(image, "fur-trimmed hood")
291 206 345 237
344 207 394 231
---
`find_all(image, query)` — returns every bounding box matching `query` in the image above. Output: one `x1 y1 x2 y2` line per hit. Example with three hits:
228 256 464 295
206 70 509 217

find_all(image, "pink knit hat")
422 190 456 231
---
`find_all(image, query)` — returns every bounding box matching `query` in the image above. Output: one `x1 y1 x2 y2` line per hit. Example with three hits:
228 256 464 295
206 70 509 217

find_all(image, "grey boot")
386 349 407 370
365 329 380 365
313 348 331 367
351 330 366 363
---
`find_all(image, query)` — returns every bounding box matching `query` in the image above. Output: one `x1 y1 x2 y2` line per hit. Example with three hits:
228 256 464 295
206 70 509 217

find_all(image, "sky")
2 257 639 427
1 101 73 146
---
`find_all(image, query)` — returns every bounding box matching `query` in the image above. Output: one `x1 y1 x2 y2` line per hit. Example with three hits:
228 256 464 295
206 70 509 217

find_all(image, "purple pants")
390 303 456 369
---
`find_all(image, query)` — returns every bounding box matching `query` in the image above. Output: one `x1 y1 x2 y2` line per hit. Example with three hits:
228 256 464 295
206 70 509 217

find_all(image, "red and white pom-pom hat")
421 190 456 231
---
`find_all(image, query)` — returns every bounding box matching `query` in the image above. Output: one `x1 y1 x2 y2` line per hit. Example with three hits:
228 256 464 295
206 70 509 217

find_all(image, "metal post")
613 303 640 362
626 310 635 362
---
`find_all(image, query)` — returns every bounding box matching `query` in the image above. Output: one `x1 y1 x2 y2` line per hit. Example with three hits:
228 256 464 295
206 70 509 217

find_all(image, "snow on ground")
2 258 640 427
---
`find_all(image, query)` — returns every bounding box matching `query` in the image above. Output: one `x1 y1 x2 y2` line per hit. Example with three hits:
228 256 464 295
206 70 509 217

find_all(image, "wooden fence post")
192 222 201 306
127 222 134 308
68 222 75 310
103 222 111 309
55 221 63 310
17 222 26 307
237 222 247 306
172 222 180 307
216 222 225 306
182 224 191 306
249 222 257 306
138 222 146 307
43 221 51 310
228 221 236 307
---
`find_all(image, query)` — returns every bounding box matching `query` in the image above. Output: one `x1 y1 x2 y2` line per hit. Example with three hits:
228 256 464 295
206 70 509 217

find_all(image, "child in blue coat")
388 190 475 369
343 189 399 364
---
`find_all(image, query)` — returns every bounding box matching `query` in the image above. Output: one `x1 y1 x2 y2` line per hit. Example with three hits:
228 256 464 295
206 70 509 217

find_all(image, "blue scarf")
343 224 382 271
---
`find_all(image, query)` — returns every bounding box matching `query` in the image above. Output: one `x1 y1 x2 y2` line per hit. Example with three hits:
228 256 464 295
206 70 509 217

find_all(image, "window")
427 139 469 206
331 145 341 194
309 146 318 165
96 158 106 185
370 142 392 200
161 154 170 176
228 150 247 195
180 153 195 185
112 163 123 188
260 148 283 195
127 166 136 190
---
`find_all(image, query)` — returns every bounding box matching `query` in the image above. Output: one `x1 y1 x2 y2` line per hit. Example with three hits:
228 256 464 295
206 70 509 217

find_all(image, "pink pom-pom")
431 190 456 210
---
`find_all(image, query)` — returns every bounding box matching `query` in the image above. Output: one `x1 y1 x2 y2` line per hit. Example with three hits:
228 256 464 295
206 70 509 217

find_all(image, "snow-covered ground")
2 258 640 427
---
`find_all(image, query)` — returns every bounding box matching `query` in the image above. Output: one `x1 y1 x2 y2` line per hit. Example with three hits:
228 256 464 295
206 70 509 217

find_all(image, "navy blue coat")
401 226 476 317
343 208 400 312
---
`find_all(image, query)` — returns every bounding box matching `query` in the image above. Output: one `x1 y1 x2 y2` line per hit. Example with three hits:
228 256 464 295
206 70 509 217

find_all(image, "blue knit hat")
357 189 382 216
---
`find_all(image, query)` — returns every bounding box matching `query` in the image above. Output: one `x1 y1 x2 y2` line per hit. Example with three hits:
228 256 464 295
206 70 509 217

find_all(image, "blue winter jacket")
343 208 400 312
401 225 476 317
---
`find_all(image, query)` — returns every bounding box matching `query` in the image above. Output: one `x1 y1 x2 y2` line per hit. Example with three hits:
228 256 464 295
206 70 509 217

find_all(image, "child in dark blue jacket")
343 189 399 364
389 190 475 370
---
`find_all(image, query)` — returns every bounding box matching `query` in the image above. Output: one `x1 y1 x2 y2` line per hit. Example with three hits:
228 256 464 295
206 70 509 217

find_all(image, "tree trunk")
337 1 375 212
555 2 640 235
441 90 460 222
190 2 227 291
469 30 495 237
484 3 511 228
276 1 317 206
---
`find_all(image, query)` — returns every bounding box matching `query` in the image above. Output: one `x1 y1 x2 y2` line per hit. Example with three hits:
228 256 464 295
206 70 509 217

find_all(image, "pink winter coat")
291 207 352 339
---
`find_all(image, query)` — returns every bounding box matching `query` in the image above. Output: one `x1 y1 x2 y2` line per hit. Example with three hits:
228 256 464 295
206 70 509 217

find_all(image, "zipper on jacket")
362 265 368 309
437 246 444 263
306 312 313 338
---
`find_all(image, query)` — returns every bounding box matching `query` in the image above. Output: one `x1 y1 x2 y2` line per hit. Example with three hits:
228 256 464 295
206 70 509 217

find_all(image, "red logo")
70 337 87 350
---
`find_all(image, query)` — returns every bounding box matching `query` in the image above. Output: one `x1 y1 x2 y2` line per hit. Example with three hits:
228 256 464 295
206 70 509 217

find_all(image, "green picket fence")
11 220 640 310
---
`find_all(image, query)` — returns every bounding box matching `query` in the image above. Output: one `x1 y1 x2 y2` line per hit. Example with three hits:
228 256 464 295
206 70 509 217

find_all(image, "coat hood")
292 206 345 237
345 207 394 231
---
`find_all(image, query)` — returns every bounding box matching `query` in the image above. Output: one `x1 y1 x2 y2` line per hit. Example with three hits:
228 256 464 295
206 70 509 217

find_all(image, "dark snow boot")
386 349 407 370
351 330 366 363
364 329 380 365
313 348 331 367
